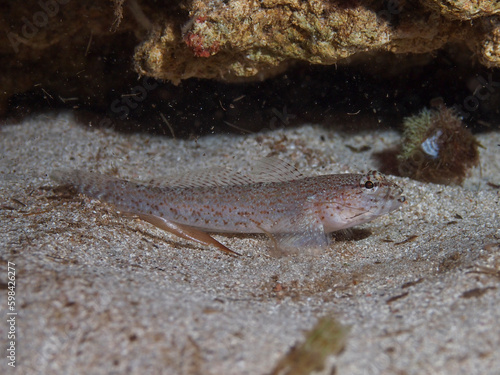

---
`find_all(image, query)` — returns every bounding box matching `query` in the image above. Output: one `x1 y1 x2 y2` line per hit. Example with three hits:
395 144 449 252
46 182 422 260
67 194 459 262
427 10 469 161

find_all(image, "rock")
132 0 496 83
3 0 500 117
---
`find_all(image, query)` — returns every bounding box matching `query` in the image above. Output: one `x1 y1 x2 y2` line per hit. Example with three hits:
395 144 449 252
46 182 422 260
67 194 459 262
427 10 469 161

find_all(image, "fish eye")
360 171 381 193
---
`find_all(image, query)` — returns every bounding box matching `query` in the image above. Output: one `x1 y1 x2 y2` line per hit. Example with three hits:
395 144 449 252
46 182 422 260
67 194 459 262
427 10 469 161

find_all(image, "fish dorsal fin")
151 157 303 188
154 167 254 188
249 157 304 183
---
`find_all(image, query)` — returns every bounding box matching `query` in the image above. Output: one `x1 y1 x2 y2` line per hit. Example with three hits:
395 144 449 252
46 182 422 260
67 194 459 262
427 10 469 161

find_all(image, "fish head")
316 171 405 232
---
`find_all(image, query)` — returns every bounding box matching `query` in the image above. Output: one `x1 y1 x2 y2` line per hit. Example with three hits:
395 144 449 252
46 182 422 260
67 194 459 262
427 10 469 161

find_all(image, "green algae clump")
270 316 350 375
397 105 481 185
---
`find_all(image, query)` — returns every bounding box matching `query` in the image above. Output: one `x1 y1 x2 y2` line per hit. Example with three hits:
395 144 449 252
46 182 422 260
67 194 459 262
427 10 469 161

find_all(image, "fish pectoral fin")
136 213 241 256
258 212 329 257
270 231 329 256
262 226 329 258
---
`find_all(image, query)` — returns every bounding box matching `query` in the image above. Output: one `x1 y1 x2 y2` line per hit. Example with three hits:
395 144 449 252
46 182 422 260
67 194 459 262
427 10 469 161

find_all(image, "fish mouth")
373 185 405 215
389 187 405 211
391 196 405 211
347 186 404 221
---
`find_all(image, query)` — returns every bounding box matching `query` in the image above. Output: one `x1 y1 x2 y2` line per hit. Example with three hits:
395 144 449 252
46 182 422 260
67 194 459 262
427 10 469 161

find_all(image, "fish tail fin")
50 169 140 206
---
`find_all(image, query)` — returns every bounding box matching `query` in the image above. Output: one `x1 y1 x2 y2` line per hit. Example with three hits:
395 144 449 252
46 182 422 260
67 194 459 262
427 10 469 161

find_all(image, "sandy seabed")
0 112 499 374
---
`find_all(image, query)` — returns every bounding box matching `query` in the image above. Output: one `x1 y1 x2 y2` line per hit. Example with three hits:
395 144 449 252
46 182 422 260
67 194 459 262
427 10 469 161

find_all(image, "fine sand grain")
0 112 499 374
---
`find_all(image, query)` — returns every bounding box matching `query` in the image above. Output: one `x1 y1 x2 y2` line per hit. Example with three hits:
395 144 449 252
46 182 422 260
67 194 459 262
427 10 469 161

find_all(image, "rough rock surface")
3 0 500 117
134 0 500 83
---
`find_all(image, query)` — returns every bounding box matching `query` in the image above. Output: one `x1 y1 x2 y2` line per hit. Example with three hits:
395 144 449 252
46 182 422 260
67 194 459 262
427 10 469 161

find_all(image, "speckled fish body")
52 160 405 255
